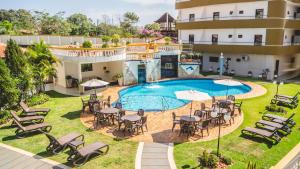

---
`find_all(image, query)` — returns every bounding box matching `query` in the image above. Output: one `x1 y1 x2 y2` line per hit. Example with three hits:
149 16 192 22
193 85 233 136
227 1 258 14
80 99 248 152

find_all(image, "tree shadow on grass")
46 91 77 98
180 164 200 169
61 111 81 120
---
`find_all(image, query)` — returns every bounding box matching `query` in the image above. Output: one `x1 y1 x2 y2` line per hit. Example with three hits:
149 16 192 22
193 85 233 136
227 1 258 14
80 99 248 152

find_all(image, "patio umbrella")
81 79 109 94
213 79 243 86
214 79 243 97
175 90 212 117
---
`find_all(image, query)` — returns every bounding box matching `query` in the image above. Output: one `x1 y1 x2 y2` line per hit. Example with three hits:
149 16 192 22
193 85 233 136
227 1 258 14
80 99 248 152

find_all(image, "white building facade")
176 0 300 79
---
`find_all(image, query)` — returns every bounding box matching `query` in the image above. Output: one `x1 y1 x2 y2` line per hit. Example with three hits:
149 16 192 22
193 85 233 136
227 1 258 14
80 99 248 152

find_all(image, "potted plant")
186 54 193 62
180 54 186 62
111 34 120 47
101 35 111 48
113 73 123 86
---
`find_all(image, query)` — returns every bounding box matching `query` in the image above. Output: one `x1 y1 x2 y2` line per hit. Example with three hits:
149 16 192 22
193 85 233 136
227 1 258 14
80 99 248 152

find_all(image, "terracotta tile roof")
0 43 6 58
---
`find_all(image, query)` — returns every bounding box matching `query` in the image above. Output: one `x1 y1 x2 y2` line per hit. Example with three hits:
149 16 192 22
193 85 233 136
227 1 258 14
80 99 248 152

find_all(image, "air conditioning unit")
242 56 250 61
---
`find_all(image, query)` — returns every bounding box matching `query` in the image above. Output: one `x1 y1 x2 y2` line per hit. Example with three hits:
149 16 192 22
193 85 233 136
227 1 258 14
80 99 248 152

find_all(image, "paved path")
0 143 69 169
136 142 176 169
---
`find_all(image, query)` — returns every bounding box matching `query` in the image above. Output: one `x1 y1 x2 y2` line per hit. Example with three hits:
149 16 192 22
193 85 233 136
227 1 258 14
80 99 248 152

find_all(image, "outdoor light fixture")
273 80 284 96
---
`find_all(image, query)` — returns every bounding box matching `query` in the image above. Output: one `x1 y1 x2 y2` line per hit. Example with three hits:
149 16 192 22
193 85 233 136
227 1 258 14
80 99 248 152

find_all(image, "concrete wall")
54 62 67 87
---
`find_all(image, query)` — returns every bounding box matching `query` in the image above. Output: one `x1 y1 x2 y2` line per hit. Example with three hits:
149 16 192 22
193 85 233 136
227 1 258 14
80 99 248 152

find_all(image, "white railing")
177 15 267 23
50 47 126 57
157 45 181 52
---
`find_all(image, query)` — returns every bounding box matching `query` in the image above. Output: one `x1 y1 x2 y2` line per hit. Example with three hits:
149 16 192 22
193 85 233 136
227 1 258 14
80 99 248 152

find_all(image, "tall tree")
27 40 59 92
0 59 19 110
67 13 93 36
121 12 139 35
5 39 32 96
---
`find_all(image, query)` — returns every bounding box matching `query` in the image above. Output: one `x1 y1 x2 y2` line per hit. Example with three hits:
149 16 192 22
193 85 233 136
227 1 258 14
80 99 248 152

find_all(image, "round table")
101 108 119 115
180 115 200 123
218 100 233 106
121 114 141 122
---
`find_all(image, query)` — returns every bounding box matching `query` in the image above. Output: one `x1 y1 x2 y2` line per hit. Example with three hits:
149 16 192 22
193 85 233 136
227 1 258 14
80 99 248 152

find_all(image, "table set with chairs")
81 94 148 137
172 95 242 138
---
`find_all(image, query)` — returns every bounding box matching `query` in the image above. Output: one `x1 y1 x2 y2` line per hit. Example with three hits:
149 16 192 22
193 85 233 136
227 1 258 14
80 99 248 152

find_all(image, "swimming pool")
118 79 251 112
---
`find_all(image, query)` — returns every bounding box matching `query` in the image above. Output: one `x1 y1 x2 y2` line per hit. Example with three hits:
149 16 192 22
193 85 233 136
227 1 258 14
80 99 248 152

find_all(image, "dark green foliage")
25 93 49 107
82 41 93 48
0 59 19 109
0 110 11 125
222 156 232 165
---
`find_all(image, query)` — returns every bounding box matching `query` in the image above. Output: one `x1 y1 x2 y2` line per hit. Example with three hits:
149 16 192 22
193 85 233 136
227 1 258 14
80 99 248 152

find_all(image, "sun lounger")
45 133 84 154
255 120 291 133
262 113 296 126
274 92 299 101
13 118 52 138
10 110 44 125
20 101 50 116
271 97 298 109
241 127 281 144
68 142 109 166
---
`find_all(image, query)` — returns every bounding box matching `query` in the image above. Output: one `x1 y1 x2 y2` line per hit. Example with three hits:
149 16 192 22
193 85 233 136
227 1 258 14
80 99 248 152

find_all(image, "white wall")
202 53 275 79
178 1 269 22
179 28 266 45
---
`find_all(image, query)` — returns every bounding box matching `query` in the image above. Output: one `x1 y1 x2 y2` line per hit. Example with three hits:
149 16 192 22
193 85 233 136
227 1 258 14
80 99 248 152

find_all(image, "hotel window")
239 11 244 14
229 11 234 15
255 9 264 19
81 63 93 72
189 34 194 44
209 56 219 63
254 35 263 46
212 34 218 44
228 35 233 38
189 14 195 22
213 12 220 20
238 34 243 38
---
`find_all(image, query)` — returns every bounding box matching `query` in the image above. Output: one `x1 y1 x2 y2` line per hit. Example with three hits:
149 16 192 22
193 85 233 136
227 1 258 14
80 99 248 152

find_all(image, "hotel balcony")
50 46 127 63
181 40 300 55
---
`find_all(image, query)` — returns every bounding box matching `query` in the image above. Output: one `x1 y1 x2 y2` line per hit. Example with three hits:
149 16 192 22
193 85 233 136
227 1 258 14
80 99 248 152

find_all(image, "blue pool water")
118 79 251 112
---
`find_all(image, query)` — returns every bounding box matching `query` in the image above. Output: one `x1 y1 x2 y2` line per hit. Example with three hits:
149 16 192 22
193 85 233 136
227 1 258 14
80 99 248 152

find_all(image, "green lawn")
0 81 300 169
0 91 137 169
174 81 300 169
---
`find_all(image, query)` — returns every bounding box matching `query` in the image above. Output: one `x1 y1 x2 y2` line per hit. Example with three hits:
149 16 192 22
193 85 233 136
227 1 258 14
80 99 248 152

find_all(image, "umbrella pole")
190 101 193 117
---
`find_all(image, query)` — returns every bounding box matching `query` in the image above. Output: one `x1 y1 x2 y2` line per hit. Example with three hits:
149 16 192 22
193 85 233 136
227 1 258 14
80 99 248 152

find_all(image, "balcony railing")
50 46 126 57
181 40 265 46
126 52 160 60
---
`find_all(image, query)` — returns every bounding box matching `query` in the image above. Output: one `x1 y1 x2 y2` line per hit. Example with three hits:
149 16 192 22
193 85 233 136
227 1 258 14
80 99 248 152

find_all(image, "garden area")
174 80 300 169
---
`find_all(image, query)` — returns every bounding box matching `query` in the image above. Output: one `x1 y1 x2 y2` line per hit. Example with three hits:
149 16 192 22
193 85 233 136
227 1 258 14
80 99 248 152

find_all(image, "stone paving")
0 143 69 169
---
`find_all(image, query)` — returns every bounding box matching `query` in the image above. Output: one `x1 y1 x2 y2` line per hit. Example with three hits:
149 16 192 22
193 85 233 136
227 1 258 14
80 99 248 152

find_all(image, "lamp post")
273 80 284 96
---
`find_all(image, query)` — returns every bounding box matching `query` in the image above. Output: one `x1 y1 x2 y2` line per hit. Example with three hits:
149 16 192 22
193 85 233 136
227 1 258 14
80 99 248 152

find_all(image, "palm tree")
27 40 59 92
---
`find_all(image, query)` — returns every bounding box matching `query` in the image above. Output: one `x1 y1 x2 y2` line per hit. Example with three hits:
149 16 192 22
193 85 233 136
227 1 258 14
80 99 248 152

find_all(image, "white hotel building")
176 0 300 79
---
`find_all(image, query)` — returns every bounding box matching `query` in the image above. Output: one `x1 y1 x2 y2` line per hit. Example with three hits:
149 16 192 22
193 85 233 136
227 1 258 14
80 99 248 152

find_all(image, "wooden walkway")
0 143 69 169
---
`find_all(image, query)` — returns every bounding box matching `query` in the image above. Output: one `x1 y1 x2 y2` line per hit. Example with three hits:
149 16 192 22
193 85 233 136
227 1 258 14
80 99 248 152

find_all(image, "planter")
118 78 123 86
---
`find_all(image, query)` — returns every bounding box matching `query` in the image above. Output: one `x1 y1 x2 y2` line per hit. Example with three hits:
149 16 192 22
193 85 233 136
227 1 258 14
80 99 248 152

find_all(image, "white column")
78 62 82 82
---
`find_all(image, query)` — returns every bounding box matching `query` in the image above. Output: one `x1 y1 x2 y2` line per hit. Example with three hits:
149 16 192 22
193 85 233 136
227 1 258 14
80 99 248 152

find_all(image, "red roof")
0 43 6 58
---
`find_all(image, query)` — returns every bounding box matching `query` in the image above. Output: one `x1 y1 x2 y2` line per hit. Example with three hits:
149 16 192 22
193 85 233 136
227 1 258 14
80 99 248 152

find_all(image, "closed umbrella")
81 79 109 94
175 90 212 117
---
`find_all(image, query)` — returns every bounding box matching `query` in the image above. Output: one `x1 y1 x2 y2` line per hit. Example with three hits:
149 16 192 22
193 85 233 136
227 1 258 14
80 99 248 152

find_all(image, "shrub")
222 156 232 165
164 36 172 44
207 154 218 168
0 110 11 125
126 41 131 45
210 150 220 157
82 41 92 48
111 34 120 46
199 150 210 167
26 93 50 107
102 44 109 48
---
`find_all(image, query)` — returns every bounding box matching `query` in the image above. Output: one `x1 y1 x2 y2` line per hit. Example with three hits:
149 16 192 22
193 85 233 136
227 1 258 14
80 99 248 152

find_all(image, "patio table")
121 114 141 122
180 115 201 123
101 108 119 124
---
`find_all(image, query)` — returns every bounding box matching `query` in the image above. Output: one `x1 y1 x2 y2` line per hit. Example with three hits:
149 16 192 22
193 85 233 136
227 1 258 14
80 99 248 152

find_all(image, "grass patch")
0 91 137 169
174 82 300 169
